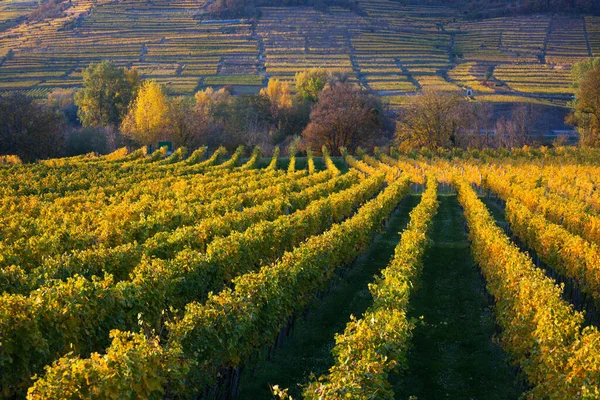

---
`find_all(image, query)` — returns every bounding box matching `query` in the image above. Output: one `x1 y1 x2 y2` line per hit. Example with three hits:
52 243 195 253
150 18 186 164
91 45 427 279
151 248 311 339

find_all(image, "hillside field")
0 0 597 108
1 146 600 398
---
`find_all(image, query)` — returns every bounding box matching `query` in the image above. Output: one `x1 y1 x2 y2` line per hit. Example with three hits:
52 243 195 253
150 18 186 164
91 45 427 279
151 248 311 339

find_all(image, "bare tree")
302 82 385 155
456 102 495 149
396 89 467 150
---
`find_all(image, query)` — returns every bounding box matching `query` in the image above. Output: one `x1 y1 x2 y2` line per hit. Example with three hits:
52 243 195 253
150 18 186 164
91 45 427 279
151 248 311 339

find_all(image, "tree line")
511 0 597 14
0 62 390 161
207 0 598 19
206 0 359 18
396 90 540 150
431 0 598 18
2 57 598 162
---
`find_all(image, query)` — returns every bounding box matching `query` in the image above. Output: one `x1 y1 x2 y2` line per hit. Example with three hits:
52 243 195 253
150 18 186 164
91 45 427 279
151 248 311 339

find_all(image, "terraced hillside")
0 0 595 106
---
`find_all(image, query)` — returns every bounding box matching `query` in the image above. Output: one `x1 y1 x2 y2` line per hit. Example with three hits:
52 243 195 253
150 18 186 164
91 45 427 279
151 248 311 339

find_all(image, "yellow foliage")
121 80 170 146
0 155 22 165
194 86 230 116
260 79 293 113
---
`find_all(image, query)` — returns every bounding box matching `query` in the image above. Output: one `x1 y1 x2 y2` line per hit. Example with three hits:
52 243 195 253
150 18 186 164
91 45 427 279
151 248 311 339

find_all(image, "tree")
302 82 385 155
494 117 528 148
571 58 600 89
168 97 211 149
295 68 329 102
567 64 600 147
222 94 273 149
260 78 293 117
195 87 231 118
261 78 304 141
455 102 494 149
121 81 170 146
395 89 467 150
194 87 276 149
75 61 141 128
0 93 65 161
507 104 535 147
48 88 77 124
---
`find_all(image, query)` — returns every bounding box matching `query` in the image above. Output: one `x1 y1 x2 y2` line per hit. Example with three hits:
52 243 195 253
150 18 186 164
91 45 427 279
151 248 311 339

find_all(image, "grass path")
237 195 420 398
392 195 522 399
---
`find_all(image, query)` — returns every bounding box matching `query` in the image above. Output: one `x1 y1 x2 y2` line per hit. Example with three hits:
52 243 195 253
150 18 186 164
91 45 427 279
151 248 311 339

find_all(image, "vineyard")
0 0 597 107
0 145 599 398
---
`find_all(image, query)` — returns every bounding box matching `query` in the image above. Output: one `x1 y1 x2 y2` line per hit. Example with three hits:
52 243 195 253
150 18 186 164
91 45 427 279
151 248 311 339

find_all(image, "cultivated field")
1 146 600 398
0 0 594 105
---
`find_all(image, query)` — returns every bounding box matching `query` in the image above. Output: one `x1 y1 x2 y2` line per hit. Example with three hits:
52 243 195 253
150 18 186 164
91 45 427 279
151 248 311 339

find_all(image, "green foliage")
27 330 189 400
307 149 315 174
166 174 408 395
215 145 245 169
571 58 600 89
24 172 397 398
65 127 109 156
1 169 369 396
6 148 600 400
567 63 600 147
227 95 273 135
455 176 600 398
295 68 329 102
75 61 140 128
267 146 280 170
322 146 340 175
287 143 297 173
240 146 261 170
159 146 187 164
184 147 207 165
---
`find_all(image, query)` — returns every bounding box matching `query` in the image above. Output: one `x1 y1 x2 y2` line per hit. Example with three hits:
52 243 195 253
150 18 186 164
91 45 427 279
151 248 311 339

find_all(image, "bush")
65 127 109 156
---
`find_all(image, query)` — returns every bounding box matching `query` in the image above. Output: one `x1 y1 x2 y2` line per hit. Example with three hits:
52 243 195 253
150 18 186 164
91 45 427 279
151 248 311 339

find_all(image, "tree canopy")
302 81 385 155
295 69 329 103
567 62 600 147
75 61 141 128
396 90 466 150
0 93 65 161
571 58 600 89
121 80 170 146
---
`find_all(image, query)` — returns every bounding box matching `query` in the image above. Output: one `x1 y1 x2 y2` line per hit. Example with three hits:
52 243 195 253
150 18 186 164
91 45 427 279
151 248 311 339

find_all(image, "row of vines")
2 145 600 398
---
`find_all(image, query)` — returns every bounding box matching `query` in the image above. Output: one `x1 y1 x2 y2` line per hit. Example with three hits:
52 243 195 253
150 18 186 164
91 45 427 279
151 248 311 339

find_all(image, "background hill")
0 0 598 112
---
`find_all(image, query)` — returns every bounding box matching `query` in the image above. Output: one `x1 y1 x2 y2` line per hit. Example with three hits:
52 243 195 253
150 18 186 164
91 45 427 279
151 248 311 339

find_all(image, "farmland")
0 0 595 105
1 146 600 398
2 0 600 397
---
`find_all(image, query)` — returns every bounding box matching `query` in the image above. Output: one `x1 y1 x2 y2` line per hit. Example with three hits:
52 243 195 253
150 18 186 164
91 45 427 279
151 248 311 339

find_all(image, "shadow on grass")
391 195 523 400
237 195 420 398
